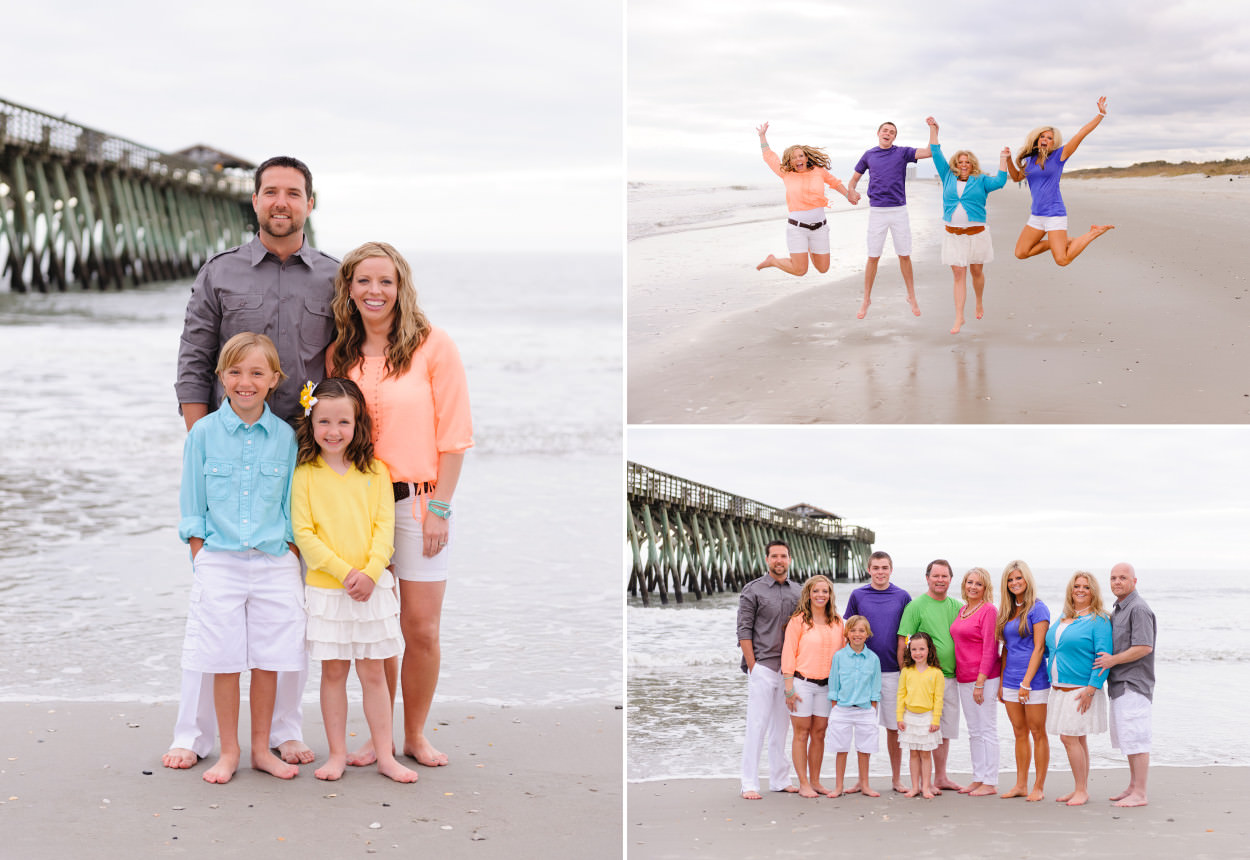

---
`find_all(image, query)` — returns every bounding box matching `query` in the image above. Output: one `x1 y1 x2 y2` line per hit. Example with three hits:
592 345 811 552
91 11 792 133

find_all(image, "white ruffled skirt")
305 569 404 661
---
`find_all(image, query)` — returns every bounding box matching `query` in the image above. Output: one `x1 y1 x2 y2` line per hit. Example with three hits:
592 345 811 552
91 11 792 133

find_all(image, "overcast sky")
628 427 1250 572
629 0 1250 181
7 0 621 255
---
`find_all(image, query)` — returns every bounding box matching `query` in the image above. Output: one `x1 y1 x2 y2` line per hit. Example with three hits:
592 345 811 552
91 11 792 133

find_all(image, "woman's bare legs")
757 251 813 276
790 715 817 797
1057 734 1090 806
1014 225 1051 260
950 265 967 334
969 264 986 319
1047 226 1115 266
1000 701 1047 800
398 580 448 765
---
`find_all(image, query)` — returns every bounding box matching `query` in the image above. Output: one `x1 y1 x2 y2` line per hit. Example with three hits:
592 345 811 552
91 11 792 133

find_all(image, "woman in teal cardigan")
925 117 1010 334
1044 572 1113 806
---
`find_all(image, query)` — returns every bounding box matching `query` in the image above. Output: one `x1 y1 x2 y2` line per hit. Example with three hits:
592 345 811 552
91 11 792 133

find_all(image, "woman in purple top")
1005 96 1114 267
996 560 1050 802
949 567 1001 796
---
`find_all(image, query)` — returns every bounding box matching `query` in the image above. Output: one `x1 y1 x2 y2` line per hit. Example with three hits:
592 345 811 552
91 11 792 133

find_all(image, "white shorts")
785 207 830 255
790 677 832 718
878 672 900 728
941 227 994 267
866 206 911 257
1002 685 1050 705
827 704 880 754
181 549 307 674
940 678 960 740
1109 689 1152 755
1026 214 1068 232
392 497 454 582
1046 687 1108 737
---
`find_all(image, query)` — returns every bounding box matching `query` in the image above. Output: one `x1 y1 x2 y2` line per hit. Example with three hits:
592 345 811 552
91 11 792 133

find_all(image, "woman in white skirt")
897 631 945 798
292 377 417 784
1044 571 1113 806
925 117 1011 334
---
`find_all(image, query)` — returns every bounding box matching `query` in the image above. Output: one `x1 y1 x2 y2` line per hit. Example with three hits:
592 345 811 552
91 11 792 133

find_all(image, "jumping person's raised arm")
1061 96 1108 161
1004 147 1024 182
914 118 937 160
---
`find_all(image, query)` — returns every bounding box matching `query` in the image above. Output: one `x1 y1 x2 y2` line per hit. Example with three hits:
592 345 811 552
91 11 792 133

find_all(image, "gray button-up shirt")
1108 589 1156 701
737 574 802 673
175 235 340 424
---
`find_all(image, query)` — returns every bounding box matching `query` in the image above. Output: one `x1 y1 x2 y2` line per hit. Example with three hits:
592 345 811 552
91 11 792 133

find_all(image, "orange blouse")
780 615 846 680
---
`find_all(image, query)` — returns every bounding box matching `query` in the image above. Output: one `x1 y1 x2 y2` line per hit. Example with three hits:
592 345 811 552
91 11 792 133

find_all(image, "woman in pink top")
781 574 846 797
328 241 473 770
755 122 856 277
949 567 1002 796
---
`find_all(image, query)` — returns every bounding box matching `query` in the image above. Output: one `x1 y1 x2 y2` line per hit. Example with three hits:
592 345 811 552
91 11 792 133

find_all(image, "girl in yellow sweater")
292 378 416 784
897 631 944 798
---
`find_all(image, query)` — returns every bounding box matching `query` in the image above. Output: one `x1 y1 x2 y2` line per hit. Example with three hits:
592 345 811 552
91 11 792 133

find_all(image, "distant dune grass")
1068 156 1250 179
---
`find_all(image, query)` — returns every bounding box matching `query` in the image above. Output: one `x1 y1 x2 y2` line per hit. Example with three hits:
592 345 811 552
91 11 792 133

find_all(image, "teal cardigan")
1044 613 1112 688
932 143 1007 224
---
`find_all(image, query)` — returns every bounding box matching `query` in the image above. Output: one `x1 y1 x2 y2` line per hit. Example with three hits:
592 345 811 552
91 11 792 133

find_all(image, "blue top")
854 145 918 207
844 582 912 672
931 144 1008 224
828 645 882 709
1001 601 1051 690
179 400 297 556
1024 149 1070 217
1045 613 1112 689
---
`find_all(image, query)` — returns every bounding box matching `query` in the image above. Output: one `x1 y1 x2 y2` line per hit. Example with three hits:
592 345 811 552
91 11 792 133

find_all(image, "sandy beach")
1 701 621 859
628 175 1250 423
628 768 1249 859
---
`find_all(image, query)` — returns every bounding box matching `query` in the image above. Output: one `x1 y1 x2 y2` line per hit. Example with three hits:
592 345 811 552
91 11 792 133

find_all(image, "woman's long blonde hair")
791 574 840 627
1060 571 1110 621
996 560 1039 642
1015 125 1065 172
780 144 831 172
329 241 431 379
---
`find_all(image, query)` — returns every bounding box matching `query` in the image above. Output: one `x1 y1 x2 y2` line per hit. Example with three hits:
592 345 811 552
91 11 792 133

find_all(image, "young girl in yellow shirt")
897 631 944 798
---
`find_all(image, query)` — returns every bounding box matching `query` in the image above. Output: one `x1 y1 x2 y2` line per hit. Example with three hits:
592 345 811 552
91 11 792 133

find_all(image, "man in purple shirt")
843 550 911 793
846 122 932 320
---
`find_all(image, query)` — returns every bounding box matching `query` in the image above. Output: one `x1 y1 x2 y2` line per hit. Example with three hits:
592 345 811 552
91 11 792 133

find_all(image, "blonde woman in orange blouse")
328 241 474 771
781 574 847 797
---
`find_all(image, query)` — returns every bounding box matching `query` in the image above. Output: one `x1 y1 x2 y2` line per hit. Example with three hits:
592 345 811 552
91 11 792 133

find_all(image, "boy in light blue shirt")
827 615 882 797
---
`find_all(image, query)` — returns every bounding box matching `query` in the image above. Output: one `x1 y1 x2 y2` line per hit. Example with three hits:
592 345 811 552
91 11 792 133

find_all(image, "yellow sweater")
897 664 945 725
292 457 394 589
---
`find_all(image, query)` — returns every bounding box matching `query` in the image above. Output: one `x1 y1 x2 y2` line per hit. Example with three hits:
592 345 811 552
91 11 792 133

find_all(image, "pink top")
949 602 1003 684
341 326 474 484
781 615 846 680
763 148 846 212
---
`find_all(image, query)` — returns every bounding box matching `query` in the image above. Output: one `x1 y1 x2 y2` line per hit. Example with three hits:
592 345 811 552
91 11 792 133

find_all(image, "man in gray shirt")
737 540 802 799
1094 562 1156 807
164 156 339 771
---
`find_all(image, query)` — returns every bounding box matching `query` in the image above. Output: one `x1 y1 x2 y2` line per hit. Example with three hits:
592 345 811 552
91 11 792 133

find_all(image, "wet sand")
628 768 1249 859
1 701 621 859
628 176 1250 423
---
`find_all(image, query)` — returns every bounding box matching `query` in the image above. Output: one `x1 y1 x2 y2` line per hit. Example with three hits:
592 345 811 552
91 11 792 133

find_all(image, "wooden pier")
0 96 271 292
628 462 876 605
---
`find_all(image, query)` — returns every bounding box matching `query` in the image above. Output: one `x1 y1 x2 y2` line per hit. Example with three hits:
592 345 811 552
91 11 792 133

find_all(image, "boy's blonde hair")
216 332 285 389
844 614 873 638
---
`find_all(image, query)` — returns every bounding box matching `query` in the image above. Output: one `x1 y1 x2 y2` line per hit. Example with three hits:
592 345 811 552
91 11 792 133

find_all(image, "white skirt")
941 227 994 267
899 709 941 751
305 569 404 662
1045 686 1108 737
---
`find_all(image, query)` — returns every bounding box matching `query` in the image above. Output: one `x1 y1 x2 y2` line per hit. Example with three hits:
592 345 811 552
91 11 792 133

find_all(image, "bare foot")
960 781 982 795
378 757 420 784
756 255 776 272
861 786 881 798
1113 794 1148 807
276 739 315 765
779 785 799 793
346 738 380 767
970 785 997 796
903 788 919 798
1091 224 1115 238
404 736 448 767
1066 791 1089 807
315 753 348 781
741 790 763 800
951 316 964 334
162 747 198 769
798 785 819 798
843 783 861 795
1000 785 1028 799
908 297 922 317
826 788 844 798
1026 788 1045 802
922 789 936 799
892 781 908 793
252 748 299 780
203 750 239 784
857 299 871 320
935 778 963 792
1109 788 1132 802
810 782 831 796
975 303 984 320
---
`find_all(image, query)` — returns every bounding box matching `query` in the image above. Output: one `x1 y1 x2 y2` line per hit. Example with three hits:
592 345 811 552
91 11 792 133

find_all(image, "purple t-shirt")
844 582 911 673
1000 601 1051 690
854 145 918 207
1024 151 1070 217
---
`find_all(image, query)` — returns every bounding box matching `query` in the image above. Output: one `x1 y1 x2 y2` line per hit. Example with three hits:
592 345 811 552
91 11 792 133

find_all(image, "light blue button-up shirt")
179 400 296 556
828 645 882 709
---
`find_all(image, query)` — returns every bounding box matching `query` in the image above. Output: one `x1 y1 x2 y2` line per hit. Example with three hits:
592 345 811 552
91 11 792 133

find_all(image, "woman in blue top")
1005 96 1114 267
996 560 1050 801
925 117 1011 334
1044 571 1112 807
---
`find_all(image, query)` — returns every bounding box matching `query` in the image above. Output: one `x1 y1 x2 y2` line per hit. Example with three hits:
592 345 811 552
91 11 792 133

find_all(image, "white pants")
169 667 308 757
741 664 792 793
958 677 1000 784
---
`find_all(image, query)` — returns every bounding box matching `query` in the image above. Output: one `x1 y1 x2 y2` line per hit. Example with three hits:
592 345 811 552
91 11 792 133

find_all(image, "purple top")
950 602 1002 684
1000 601 1051 690
844 582 911 673
1024 150 1070 217
854 145 918 207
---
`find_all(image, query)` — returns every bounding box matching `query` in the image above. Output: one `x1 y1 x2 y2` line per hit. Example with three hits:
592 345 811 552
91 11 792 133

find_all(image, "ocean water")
0 252 623 709
627 567 1247 782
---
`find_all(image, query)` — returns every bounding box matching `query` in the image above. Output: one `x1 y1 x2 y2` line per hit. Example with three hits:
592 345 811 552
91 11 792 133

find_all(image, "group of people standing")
163 156 473 784
737 544 1155 807
756 98 1115 334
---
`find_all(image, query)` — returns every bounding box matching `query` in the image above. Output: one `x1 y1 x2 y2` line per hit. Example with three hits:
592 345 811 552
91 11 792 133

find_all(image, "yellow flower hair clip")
299 381 319 417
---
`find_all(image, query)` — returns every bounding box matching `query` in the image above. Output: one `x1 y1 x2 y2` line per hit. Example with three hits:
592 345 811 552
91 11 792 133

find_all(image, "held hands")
926 116 938 131
847 189 862 205
343 569 375 602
